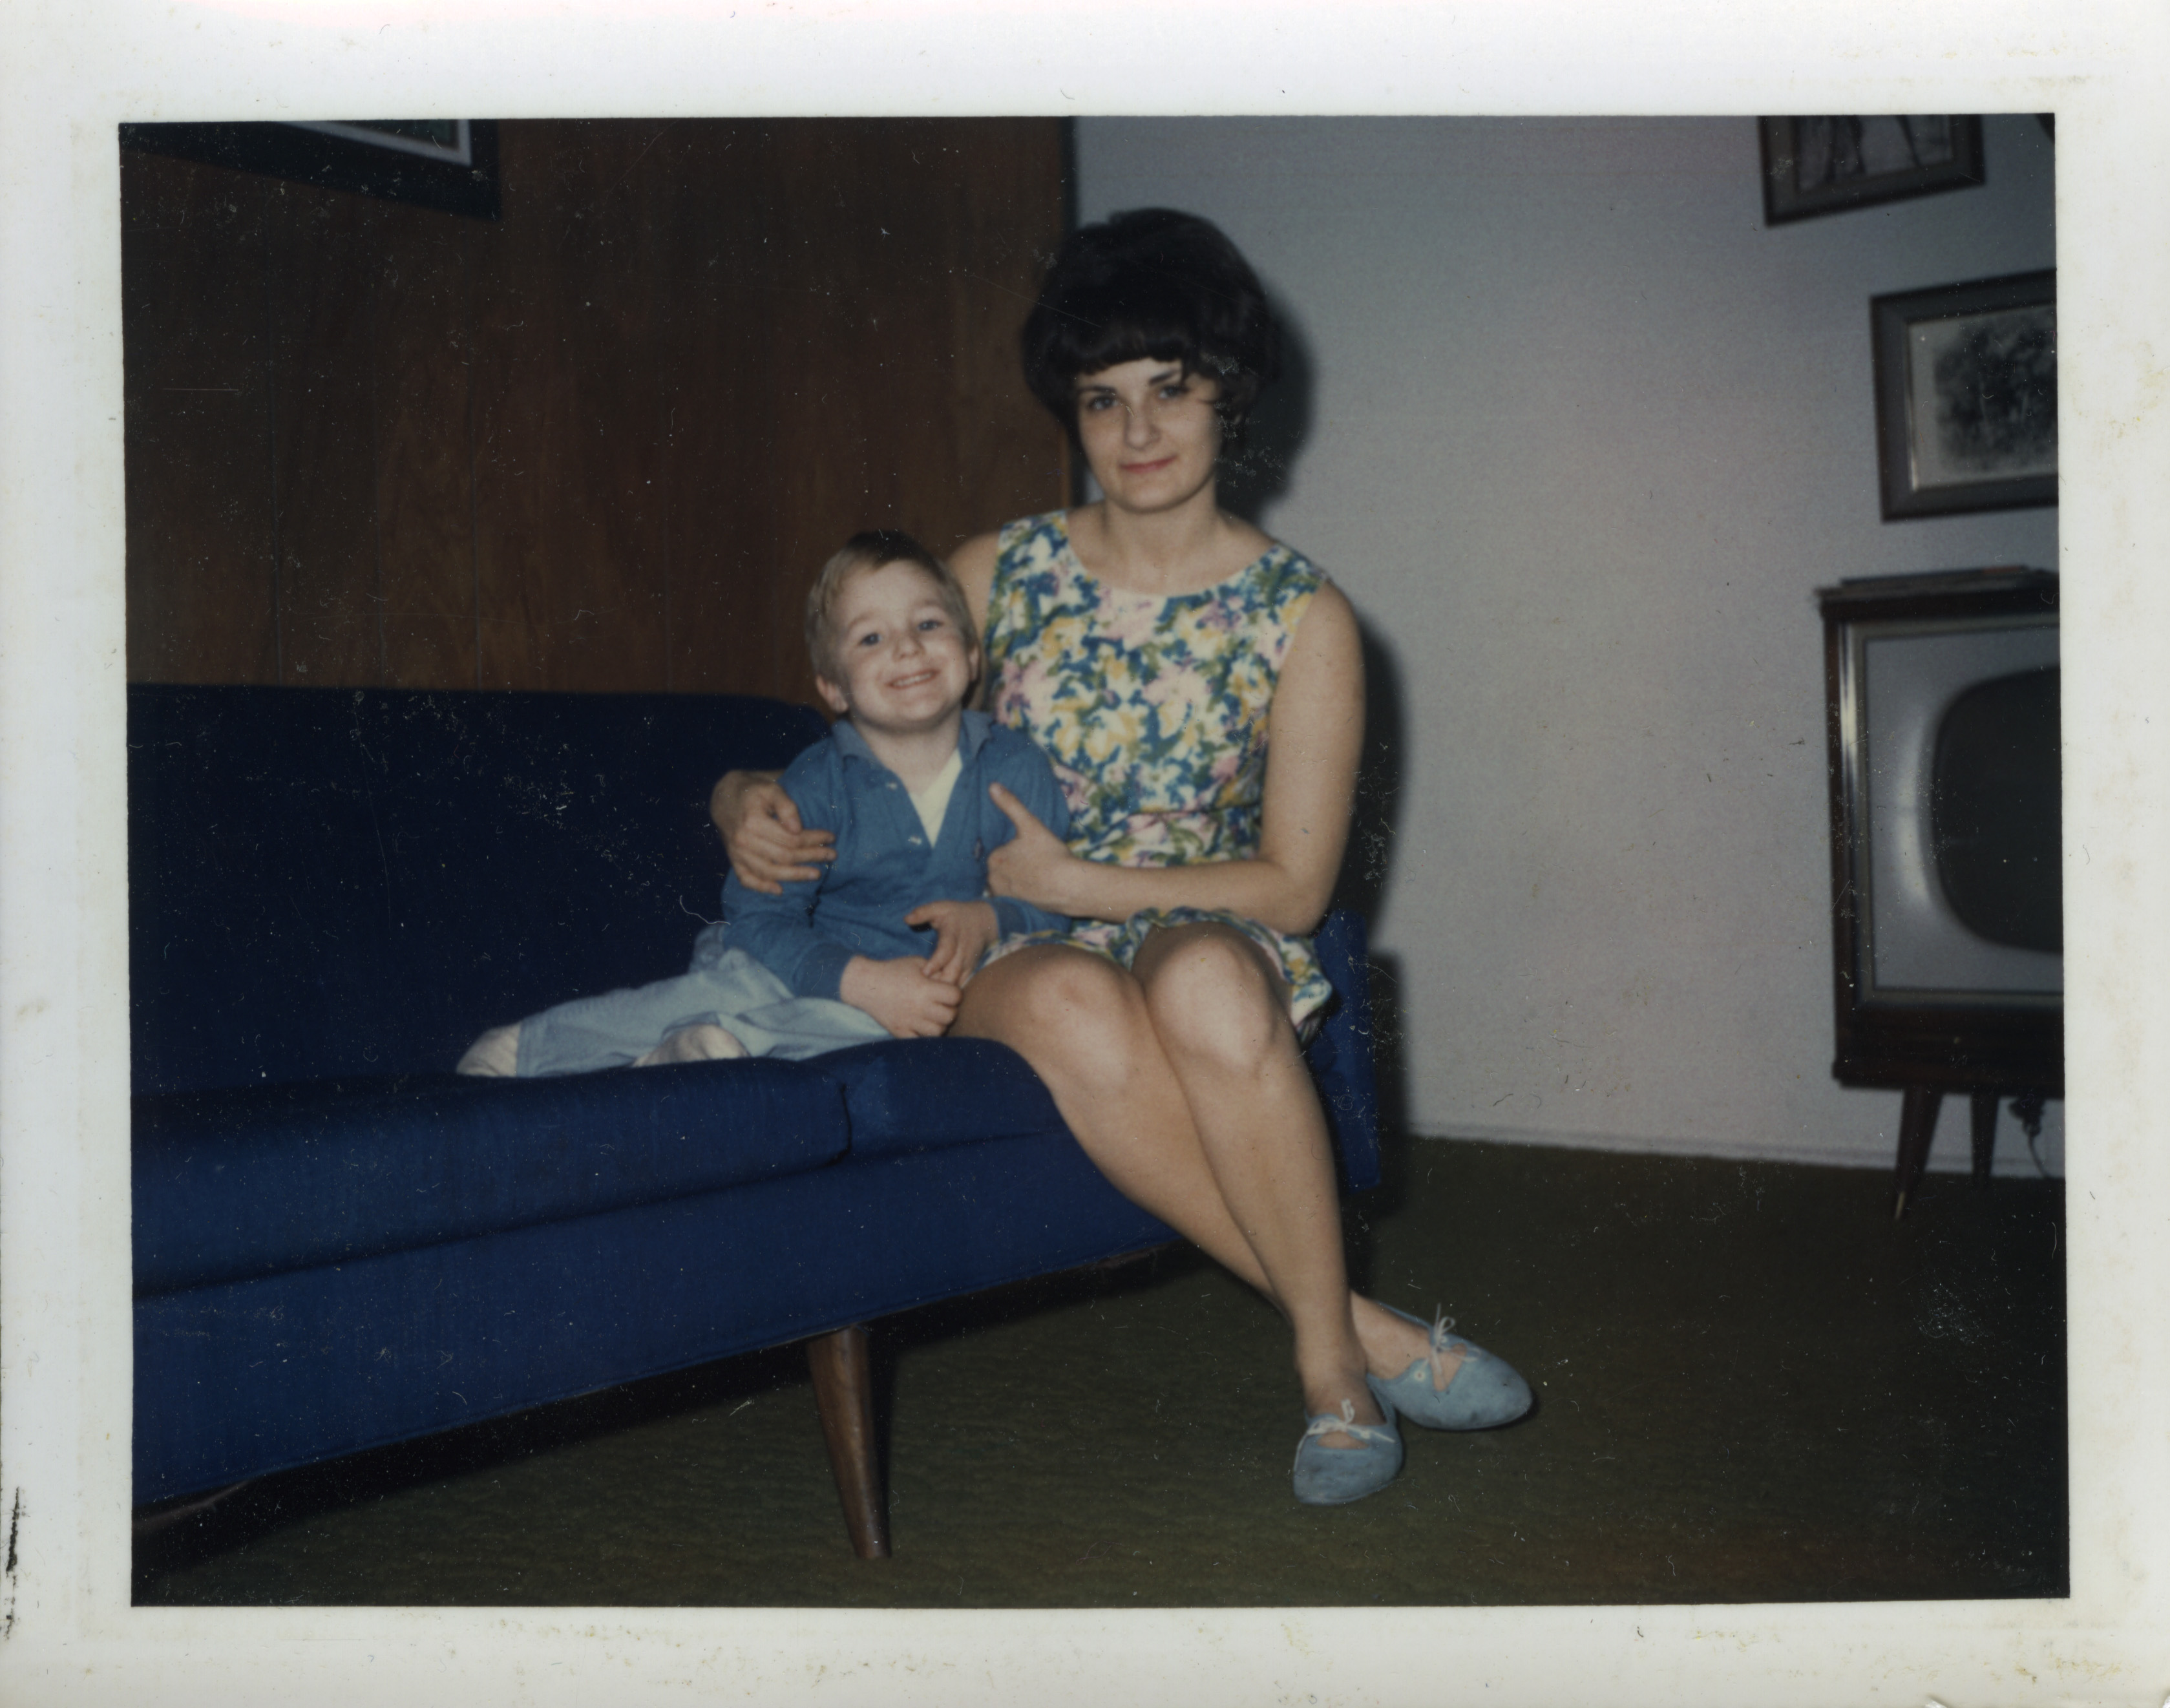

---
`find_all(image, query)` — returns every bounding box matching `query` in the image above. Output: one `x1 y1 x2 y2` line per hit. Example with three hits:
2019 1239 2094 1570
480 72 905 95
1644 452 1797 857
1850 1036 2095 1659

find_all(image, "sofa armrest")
1309 909 1382 1193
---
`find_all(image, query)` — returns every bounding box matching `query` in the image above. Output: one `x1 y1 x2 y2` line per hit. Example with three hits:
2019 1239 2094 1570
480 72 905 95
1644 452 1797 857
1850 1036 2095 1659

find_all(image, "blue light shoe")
1366 1303 1533 1432
1292 1397 1404 1506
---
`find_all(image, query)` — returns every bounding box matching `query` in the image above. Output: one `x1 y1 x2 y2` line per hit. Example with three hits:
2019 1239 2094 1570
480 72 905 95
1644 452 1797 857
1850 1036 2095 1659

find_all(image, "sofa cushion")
819 1037 1066 1159
133 1060 849 1294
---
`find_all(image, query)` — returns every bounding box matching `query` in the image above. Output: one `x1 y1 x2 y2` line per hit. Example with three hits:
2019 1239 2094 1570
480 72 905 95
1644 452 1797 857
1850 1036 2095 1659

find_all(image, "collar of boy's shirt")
828 707 993 773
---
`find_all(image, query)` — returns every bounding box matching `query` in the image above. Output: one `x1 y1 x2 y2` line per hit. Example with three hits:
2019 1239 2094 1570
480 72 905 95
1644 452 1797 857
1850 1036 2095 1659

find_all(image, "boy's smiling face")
814 560 980 737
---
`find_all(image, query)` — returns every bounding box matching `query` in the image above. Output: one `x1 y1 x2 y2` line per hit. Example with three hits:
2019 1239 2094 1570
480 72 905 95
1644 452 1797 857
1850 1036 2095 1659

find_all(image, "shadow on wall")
1332 622 1406 927
1340 631 1411 1143
1219 298 1415 1152
1218 297 1406 918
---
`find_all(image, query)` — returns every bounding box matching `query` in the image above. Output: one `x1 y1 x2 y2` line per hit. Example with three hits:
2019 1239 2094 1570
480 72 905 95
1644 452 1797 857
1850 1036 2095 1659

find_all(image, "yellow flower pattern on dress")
981 511 1334 1023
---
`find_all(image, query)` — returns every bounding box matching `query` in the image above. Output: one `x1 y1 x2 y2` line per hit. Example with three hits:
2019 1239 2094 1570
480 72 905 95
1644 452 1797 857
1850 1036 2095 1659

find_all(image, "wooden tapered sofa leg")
806 1323 889 1559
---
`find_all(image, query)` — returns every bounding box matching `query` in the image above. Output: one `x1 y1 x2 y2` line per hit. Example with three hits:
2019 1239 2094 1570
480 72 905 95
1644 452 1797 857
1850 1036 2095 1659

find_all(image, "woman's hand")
905 899 1000 987
839 954 963 1038
984 783 1080 913
710 770 834 896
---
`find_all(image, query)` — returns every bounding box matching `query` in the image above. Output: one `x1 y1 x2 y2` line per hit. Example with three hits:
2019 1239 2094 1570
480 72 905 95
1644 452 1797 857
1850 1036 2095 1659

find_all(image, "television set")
1817 567 2061 1214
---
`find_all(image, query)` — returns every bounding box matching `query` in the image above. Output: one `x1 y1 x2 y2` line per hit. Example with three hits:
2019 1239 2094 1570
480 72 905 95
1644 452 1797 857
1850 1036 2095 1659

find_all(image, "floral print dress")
980 510 1334 1024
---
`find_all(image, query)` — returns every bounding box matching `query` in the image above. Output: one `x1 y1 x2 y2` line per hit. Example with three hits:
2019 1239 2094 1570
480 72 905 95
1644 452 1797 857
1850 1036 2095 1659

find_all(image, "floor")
135 1139 2067 1608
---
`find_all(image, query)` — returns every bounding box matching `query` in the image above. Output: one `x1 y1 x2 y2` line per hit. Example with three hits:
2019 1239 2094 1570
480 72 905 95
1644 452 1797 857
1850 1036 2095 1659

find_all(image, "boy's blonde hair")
805 530 979 687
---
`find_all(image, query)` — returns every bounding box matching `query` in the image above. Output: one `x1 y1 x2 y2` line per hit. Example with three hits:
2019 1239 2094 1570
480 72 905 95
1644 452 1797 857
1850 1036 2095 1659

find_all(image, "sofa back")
128 685 828 1097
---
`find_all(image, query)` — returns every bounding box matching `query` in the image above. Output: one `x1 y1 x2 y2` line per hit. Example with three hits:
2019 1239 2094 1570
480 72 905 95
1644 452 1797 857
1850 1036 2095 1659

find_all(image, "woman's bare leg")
955 945 1282 1295
1125 927 1469 1396
956 941 1446 1433
1128 925 1387 1429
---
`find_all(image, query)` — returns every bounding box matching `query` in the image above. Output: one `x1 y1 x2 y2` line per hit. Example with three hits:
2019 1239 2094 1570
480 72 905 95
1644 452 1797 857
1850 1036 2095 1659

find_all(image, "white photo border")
4 3 2166 1703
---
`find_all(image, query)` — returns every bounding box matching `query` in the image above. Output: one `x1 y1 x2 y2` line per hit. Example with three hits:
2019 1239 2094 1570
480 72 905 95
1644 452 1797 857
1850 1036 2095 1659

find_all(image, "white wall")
1077 116 2061 1174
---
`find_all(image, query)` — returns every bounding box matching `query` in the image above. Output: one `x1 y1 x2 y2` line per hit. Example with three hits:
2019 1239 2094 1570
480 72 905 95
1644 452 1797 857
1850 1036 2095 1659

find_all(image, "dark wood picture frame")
119 120 500 220
1759 116 1983 224
1817 567 2062 1214
1871 269 2056 521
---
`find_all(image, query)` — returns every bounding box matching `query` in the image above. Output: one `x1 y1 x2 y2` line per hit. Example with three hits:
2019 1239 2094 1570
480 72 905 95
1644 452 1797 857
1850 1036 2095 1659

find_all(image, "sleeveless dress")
980 511 1334 1025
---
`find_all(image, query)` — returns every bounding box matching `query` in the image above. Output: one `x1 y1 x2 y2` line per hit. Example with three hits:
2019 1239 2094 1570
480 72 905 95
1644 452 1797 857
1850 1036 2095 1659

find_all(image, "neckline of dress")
1050 509 1285 605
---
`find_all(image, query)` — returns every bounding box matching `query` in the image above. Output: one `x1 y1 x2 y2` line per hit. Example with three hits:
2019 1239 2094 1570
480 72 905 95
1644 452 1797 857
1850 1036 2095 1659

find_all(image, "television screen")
1932 663 2061 954
1857 615 2061 1002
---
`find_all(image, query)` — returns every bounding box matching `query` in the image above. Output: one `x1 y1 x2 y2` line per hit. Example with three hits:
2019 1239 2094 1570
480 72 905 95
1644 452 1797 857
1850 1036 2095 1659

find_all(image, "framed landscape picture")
1871 269 2057 521
1760 116 1984 224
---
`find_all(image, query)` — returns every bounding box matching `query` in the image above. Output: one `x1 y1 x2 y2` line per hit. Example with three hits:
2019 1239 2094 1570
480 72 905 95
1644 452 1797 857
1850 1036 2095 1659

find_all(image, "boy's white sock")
457 1024 521 1077
633 1023 748 1068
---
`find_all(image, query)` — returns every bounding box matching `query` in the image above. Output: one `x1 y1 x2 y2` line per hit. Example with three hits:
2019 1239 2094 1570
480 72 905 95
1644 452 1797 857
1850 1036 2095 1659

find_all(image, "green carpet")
135 1139 2066 1607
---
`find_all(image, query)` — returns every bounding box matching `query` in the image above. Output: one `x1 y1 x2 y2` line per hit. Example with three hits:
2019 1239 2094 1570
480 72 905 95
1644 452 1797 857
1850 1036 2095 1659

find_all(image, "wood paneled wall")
121 119 1070 708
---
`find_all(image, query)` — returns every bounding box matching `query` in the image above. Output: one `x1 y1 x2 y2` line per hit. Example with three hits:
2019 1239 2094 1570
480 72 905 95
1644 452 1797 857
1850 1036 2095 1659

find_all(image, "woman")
715 209 1531 1504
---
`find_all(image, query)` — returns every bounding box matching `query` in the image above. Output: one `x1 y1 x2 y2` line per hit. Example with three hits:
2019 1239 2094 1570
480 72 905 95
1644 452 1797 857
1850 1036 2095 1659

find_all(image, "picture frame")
118 119 501 220
1758 115 1983 224
1871 269 2058 521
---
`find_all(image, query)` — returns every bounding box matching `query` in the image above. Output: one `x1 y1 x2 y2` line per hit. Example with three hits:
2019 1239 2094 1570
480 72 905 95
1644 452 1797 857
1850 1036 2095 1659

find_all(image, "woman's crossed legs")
953 925 1464 1448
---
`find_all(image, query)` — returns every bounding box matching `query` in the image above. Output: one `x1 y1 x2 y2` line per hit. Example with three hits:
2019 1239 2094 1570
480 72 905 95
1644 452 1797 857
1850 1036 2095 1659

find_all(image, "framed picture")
1871 269 2057 521
118 120 500 220
1759 116 1983 224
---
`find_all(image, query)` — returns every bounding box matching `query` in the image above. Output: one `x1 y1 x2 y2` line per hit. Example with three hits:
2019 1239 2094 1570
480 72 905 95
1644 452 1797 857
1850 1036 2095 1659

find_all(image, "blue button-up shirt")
717 710 1072 1002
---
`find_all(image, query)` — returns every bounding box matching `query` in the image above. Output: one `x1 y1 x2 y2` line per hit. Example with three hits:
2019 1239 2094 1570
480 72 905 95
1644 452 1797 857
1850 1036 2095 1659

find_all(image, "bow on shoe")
1367 1302 1533 1432
1419 1305 1464 1391
1292 1395 1405 1505
1293 1398 1396 1467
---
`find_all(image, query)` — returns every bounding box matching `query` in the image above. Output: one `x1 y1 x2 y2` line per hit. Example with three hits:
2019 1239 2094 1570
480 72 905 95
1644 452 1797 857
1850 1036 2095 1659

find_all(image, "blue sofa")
129 684 1381 1555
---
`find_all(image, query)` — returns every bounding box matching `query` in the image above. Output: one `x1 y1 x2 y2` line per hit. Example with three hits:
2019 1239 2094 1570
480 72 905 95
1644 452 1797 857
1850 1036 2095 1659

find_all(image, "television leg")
1892 1085 1942 1221
1969 1091 2001 1186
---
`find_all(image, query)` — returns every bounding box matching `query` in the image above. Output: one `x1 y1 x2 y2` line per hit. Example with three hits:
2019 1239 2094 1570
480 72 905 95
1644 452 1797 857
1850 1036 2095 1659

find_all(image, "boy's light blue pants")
514 931 890 1077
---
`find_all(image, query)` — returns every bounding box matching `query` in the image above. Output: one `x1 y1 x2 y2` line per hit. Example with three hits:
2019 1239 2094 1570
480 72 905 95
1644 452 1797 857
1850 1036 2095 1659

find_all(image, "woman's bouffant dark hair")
1020 208 1281 448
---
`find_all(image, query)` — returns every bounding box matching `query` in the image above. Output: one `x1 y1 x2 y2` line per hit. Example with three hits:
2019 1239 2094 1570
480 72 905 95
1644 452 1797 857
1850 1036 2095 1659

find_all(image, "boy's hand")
905 899 1000 986
838 954 962 1039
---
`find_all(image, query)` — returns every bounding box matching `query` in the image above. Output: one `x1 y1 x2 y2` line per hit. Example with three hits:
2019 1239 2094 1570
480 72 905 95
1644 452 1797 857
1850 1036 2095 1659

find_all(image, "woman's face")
1073 357 1223 516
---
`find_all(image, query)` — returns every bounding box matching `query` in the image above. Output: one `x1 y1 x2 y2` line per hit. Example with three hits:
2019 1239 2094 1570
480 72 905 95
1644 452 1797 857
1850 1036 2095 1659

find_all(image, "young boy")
456 531 1069 1076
